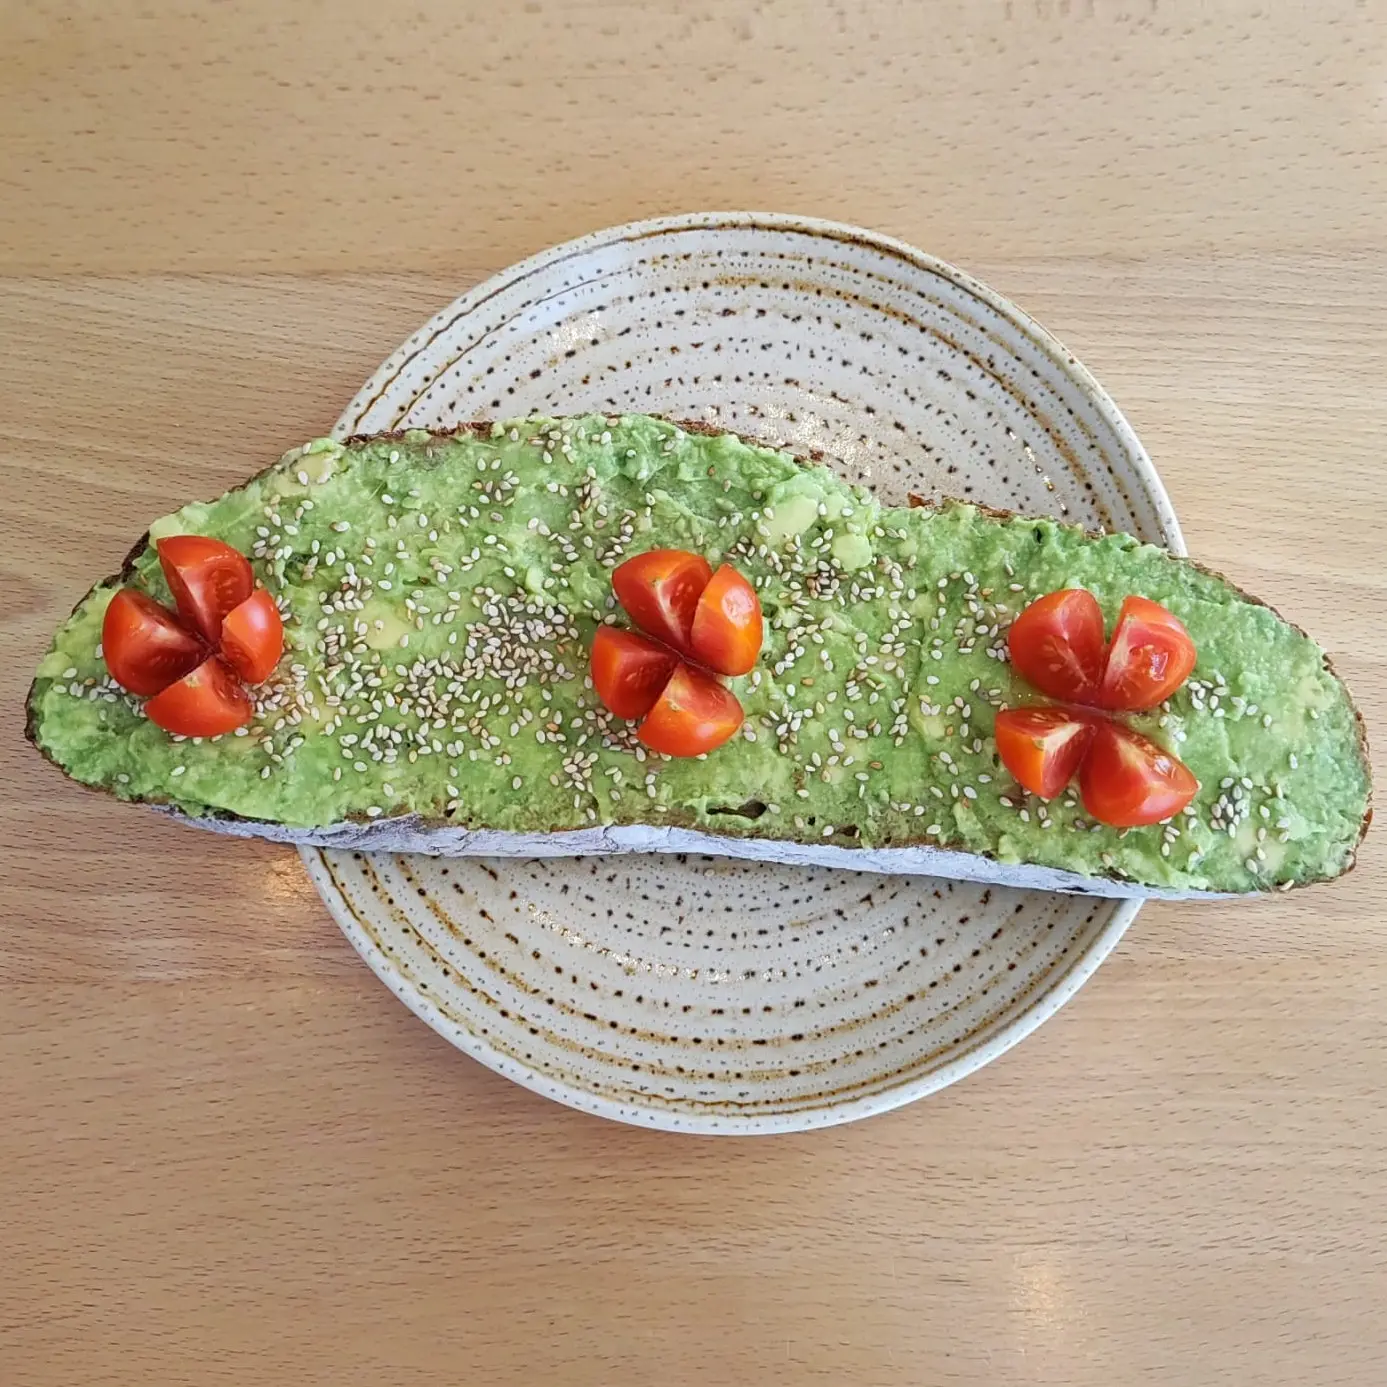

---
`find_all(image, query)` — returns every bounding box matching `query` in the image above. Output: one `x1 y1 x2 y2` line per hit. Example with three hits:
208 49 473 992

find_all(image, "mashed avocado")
28 415 1370 893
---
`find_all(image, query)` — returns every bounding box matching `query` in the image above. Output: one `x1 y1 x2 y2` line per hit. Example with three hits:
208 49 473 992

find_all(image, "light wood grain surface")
3 3 1385 1384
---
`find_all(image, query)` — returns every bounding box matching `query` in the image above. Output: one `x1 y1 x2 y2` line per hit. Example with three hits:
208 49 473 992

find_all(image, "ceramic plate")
302 212 1182 1133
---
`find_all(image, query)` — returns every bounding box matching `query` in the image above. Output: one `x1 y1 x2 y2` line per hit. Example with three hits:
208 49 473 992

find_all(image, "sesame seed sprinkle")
46 419 1329 896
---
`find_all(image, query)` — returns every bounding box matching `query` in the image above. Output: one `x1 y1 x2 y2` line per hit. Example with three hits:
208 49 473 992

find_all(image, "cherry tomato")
143 656 253 738
637 663 744 757
590 626 679 720
1097 595 1197 712
157 535 254 644
1079 721 1198 827
994 706 1097 800
612 549 712 654
219 588 284 685
1007 589 1107 704
101 589 204 696
690 564 763 676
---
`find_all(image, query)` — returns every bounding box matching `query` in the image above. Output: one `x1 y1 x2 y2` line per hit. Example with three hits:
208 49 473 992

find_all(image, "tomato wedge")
1097 595 1197 712
691 564 763 676
143 655 253 737
612 549 712 654
101 589 205 696
591 626 680 720
637 664 743 757
1007 588 1107 704
220 588 284 685
1079 721 1199 827
994 706 1096 800
157 535 254 644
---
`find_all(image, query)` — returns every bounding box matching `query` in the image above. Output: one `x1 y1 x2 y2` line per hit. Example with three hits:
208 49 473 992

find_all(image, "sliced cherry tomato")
157 535 254 644
690 564 763 676
143 655 253 738
220 588 284 685
994 706 1097 800
1007 588 1107 704
1097 595 1197 712
101 589 204 696
612 549 712 654
591 626 680 720
637 663 743 757
1079 721 1198 827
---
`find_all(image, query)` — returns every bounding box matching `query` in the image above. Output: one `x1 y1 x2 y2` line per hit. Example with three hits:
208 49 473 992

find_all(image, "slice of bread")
28 415 1371 899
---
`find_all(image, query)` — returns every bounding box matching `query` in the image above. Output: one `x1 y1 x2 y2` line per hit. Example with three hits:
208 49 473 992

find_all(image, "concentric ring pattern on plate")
304 212 1182 1133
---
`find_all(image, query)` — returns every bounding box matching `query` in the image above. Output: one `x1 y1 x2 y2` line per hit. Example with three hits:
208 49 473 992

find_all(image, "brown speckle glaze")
307 212 1182 1132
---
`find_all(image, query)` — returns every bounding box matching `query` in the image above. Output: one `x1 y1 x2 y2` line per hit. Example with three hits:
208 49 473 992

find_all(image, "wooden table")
3 4 1384 1383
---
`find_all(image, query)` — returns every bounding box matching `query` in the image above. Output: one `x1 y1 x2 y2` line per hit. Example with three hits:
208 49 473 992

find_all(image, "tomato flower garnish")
102 537 283 737
999 589 1199 827
592 550 764 756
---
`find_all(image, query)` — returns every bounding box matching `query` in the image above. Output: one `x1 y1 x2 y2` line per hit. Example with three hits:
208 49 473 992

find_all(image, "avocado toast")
27 415 1370 898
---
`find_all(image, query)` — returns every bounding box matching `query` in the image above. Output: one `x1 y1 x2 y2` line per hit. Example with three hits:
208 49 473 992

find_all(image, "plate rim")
305 210 1180 1133
305 847 1140 1134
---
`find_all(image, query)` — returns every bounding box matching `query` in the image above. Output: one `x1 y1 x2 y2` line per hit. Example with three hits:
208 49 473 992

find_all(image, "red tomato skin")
157 535 254 644
220 588 284 684
691 565 763 676
994 705 1097 800
144 656 253 737
1006 589 1107 704
637 664 744 757
590 626 680 720
1096 595 1197 712
1079 721 1199 827
612 550 713 653
101 589 205 696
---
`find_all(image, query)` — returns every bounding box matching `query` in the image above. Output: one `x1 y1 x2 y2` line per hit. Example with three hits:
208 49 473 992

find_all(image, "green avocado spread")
29 414 1369 893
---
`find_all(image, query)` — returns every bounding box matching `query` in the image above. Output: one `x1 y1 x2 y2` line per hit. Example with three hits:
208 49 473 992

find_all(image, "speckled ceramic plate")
302 212 1183 1132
